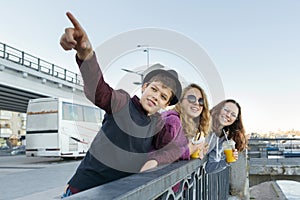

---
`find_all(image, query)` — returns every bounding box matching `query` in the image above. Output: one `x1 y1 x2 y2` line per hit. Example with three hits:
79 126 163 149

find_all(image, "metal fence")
0 42 83 86
67 159 230 200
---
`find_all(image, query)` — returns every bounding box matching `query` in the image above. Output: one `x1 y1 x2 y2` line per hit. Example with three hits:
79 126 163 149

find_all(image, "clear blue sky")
1 1 300 133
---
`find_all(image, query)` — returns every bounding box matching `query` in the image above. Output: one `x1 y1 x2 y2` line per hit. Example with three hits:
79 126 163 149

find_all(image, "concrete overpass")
0 42 87 113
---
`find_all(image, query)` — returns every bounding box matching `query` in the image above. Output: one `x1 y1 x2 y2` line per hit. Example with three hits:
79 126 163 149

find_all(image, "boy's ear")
141 83 148 93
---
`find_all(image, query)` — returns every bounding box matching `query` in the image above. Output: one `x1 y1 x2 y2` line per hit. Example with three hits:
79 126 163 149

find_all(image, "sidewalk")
0 158 79 200
249 180 300 200
276 180 300 200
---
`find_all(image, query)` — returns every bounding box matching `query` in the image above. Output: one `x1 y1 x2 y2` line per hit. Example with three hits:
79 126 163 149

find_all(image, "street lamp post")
137 44 149 68
121 68 144 85
122 63 165 86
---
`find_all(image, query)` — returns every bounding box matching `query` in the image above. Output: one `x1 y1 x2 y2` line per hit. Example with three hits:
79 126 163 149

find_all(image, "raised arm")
60 12 93 60
59 12 128 113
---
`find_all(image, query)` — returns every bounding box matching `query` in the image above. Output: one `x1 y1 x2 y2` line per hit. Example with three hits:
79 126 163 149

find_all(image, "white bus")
25 97 103 158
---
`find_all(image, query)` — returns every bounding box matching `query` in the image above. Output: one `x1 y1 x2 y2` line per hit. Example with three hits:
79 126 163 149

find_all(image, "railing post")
21 51 24 65
1 43 6 58
64 69 67 80
52 64 55 76
3 44 6 58
37 58 41 71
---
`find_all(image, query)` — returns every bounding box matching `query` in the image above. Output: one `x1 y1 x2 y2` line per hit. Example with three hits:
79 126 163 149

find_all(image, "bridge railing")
67 159 230 200
0 42 83 86
248 137 300 159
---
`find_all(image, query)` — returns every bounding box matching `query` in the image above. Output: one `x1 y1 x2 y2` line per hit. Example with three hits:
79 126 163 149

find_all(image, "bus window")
83 107 102 123
62 102 84 121
95 108 102 123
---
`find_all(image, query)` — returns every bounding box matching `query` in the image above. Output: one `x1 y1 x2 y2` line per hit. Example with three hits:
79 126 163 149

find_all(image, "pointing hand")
60 12 93 60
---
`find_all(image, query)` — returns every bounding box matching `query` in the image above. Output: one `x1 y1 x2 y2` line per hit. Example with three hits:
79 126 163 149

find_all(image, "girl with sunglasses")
142 83 210 171
205 99 248 173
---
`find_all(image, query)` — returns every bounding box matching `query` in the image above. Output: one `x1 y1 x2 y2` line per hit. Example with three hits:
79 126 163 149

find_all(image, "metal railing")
67 159 230 200
0 42 83 86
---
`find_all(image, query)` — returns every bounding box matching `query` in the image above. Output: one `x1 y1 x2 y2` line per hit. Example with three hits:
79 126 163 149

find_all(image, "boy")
60 12 182 196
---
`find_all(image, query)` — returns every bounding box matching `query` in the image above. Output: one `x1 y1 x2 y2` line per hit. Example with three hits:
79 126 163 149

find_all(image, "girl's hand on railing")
188 140 205 158
200 143 209 159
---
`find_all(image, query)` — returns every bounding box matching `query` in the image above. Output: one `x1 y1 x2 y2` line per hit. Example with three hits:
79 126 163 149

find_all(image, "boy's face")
140 81 173 115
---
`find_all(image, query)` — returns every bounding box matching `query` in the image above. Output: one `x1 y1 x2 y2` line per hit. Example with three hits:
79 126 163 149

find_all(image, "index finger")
66 12 83 30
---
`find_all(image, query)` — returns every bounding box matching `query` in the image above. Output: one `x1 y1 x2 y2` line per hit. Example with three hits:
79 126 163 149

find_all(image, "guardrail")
67 159 230 200
0 42 83 86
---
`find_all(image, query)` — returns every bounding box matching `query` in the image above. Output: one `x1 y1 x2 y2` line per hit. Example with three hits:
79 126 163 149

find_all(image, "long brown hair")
210 99 247 151
174 83 210 139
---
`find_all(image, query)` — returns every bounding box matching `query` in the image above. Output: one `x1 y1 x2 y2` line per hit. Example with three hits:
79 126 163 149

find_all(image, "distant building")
0 110 26 139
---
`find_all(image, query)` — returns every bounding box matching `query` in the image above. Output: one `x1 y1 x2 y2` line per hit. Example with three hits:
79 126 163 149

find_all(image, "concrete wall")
230 150 250 200
250 174 300 187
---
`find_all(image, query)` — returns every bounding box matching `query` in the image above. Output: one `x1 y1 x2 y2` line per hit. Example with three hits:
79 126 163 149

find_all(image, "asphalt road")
0 155 81 200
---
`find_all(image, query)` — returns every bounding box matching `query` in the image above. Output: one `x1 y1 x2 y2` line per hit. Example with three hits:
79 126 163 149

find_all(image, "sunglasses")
184 95 204 106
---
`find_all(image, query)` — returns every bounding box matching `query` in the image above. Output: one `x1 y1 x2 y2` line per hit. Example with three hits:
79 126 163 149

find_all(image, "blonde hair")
174 84 210 139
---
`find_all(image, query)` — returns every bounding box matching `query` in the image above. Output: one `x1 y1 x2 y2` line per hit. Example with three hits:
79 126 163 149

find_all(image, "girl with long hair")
205 99 247 173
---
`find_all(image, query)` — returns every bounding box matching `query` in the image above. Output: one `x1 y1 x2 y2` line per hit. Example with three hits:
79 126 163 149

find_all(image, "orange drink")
223 140 236 163
190 132 204 159
191 149 200 159
224 149 236 163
